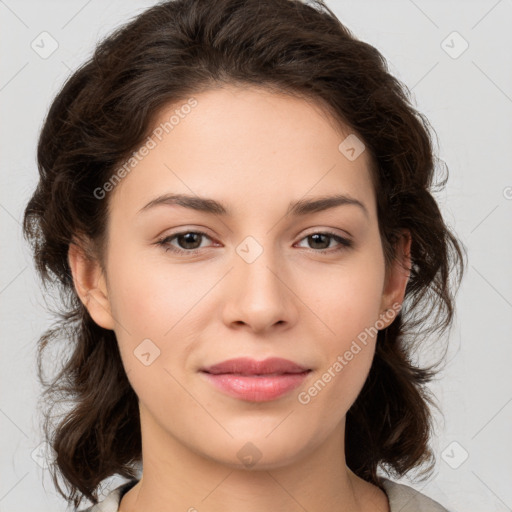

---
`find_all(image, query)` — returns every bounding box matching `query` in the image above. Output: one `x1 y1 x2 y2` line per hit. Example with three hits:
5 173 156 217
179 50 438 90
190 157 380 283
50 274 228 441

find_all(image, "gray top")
78 476 451 511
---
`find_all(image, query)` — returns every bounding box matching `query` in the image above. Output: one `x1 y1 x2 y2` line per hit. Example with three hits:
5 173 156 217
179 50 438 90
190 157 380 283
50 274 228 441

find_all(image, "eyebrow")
137 193 369 218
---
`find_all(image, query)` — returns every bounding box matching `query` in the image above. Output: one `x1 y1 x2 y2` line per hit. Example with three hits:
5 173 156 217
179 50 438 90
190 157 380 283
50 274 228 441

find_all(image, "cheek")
106 242 194 335
299 283 382 420
306 250 385 344
104 247 193 404
299 247 385 406
104 241 208 382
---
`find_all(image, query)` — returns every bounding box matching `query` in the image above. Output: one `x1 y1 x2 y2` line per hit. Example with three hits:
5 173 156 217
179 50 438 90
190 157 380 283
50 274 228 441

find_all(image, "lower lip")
200 371 311 402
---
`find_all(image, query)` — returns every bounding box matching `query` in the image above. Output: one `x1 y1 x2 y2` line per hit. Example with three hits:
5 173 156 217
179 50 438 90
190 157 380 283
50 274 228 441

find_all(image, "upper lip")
201 357 310 375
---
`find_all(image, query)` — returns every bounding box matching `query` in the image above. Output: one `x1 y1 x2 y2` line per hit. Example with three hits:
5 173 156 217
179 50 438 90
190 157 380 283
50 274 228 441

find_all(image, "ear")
67 238 115 330
378 229 412 328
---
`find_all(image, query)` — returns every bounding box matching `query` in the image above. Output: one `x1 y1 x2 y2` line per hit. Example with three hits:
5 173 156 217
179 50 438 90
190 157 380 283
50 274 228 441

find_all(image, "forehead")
107 85 376 221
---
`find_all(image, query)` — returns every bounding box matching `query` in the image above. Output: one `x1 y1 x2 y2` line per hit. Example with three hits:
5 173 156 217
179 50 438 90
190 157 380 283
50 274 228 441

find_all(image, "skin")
68 85 411 512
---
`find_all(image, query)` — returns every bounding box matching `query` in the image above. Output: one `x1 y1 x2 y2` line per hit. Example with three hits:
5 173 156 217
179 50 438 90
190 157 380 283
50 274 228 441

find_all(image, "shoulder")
76 480 139 512
379 477 451 512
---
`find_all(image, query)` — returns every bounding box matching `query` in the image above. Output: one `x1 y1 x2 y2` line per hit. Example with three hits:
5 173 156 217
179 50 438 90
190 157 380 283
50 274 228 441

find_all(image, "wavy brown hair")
22 0 466 508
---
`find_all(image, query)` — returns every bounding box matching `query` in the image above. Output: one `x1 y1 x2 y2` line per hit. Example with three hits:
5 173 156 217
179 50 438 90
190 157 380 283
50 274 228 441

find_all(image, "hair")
23 0 466 508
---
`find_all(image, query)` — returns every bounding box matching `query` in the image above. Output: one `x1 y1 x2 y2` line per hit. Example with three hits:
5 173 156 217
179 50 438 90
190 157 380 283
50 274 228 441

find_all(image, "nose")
222 241 299 334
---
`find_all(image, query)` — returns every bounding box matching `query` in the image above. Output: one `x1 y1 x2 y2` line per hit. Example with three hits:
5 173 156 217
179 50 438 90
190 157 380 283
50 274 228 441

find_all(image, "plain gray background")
1 1 511 511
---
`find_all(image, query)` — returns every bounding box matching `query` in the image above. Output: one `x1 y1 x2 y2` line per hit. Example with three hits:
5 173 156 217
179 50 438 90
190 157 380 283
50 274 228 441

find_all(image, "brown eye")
296 232 353 253
157 231 214 254
175 232 204 250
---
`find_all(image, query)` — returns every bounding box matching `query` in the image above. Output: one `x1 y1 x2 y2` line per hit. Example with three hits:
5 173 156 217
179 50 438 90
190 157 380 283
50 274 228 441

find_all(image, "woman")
23 0 466 510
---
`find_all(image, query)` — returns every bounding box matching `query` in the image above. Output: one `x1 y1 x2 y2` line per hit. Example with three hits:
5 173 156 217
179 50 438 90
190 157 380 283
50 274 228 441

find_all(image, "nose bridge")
235 233 282 297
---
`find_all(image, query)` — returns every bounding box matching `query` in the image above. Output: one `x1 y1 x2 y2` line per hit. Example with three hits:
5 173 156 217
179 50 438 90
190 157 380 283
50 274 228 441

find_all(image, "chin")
199 433 311 471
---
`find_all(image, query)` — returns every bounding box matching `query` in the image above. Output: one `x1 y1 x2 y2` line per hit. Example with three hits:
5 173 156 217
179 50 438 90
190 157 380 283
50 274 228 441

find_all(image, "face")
71 85 409 471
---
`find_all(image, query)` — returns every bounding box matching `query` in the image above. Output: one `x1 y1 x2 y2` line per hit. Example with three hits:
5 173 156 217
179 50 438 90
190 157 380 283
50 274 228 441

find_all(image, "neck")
119 409 389 512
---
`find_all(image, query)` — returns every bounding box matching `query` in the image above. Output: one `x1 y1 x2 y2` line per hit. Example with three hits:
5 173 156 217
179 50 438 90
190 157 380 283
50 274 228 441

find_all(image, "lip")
200 357 311 402
201 357 310 375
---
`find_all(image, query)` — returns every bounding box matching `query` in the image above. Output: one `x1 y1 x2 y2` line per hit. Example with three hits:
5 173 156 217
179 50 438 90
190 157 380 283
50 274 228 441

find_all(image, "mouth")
200 372 311 402
202 371 310 376
200 356 311 376
199 357 312 402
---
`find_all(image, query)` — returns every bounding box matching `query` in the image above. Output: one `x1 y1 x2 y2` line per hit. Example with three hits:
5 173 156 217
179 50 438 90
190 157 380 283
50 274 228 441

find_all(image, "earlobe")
67 239 115 330
378 229 412 328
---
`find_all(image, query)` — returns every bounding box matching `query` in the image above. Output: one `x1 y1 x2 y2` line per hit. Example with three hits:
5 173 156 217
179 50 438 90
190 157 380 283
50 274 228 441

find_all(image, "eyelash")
156 230 353 255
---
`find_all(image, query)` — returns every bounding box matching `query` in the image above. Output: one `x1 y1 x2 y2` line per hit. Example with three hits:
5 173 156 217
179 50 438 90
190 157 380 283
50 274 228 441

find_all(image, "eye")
156 231 215 255
295 231 353 253
156 230 353 256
